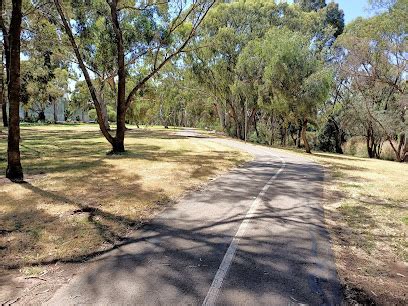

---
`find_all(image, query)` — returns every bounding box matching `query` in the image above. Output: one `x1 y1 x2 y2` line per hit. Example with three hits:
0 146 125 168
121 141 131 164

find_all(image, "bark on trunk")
366 125 376 158
1 2 9 127
301 118 311 154
1 49 7 127
109 0 126 153
280 126 287 146
215 102 225 131
99 96 110 130
388 133 407 162
0 70 6 127
296 127 302 148
6 0 23 182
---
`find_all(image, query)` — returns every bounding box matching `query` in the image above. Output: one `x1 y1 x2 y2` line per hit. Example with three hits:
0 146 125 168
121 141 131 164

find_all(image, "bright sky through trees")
286 0 370 23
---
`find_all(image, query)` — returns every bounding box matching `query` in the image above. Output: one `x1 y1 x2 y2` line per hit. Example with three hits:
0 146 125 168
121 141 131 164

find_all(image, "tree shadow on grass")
23 157 344 305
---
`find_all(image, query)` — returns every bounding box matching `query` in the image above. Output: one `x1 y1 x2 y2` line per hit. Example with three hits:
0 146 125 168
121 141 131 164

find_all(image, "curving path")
46 130 342 305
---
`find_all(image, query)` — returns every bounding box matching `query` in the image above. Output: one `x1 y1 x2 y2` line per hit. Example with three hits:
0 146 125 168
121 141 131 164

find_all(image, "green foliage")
239 27 333 123
335 0 407 160
88 109 97 121
295 0 326 12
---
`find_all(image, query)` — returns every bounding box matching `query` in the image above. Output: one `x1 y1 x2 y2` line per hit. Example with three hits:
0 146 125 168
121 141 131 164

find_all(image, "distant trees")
181 0 341 152
21 13 70 122
336 0 407 161
238 28 333 153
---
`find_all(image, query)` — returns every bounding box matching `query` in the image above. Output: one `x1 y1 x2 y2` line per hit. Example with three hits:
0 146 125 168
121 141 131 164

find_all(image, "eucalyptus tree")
21 12 70 122
189 0 289 138
50 0 215 153
336 0 407 161
238 27 333 153
188 0 341 140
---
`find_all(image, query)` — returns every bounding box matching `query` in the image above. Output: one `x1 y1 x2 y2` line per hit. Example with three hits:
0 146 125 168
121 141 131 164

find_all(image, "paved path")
47 132 342 305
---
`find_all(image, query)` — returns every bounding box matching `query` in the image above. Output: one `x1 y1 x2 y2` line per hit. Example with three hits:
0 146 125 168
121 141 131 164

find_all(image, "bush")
107 105 116 122
381 141 398 161
88 109 97 121
343 136 368 157
88 107 116 122
343 137 400 161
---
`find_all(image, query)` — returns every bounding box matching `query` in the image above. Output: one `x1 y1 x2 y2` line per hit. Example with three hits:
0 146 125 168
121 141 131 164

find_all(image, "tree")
238 27 333 153
50 0 215 153
336 0 407 161
20 12 70 122
6 0 23 182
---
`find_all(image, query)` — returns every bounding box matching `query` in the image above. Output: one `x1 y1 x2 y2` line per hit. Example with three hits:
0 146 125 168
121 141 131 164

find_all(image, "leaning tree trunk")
6 0 23 182
54 0 115 148
388 133 407 162
301 118 311 154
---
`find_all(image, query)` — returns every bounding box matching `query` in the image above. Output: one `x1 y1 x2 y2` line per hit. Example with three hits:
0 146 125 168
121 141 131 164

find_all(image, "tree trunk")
296 126 302 148
269 116 274 145
330 118 343 154
110 0 126 153
6 0 23 182
53 98 58 123
301 118 311 154
388 133 407 162
1 2 9 128
1 49 7 127
215 102 226 131
39 110 45 122
280 126 287 146
366 125 375 158
99 97 110 130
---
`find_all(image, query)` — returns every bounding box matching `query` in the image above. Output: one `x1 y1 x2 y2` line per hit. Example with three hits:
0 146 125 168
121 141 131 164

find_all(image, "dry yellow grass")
0 125 250 270
286 149 408 304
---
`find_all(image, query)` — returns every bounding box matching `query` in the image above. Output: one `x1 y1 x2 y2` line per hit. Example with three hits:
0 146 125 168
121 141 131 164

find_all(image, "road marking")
203 153 286 306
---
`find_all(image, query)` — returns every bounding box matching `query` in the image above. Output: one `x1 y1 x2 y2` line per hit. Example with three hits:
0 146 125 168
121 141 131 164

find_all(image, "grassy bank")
0 125 250 271
292 150 407 304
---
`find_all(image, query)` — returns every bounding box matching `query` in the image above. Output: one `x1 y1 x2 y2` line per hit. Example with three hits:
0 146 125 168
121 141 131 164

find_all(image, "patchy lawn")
301 151 408 305
0 125 250 281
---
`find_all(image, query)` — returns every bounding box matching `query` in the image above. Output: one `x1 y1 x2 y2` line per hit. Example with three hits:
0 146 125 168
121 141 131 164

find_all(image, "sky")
285 0 372 24
334 0 372 24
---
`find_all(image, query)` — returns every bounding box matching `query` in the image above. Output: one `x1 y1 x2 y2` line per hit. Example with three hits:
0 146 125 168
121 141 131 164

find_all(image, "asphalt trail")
46 131 342 305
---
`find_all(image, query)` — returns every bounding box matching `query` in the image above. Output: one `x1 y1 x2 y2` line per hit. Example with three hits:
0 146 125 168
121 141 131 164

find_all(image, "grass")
0 124 251 271
281 148 408 304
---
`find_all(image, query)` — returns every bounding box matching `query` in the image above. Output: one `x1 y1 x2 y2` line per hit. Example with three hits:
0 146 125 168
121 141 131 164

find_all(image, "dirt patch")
1 263 85 305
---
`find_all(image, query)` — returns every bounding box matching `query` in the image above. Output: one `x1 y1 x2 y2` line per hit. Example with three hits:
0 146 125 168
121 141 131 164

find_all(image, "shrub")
88 109 97 121
343 136 368 157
